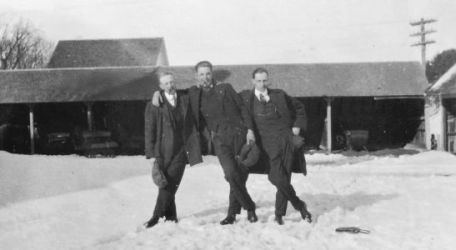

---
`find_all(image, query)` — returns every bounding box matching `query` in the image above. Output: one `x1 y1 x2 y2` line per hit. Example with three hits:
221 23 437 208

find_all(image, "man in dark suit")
190 61 258 225
152 61 258 225
240 68 312 225
144 71 202 228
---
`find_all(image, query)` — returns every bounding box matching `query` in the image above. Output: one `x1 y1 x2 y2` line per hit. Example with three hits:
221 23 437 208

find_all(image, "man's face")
196 66 213 87
159 75 176 94
252 72 269 91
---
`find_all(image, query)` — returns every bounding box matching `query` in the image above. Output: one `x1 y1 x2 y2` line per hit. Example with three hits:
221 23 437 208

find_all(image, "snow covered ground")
0 148 455 250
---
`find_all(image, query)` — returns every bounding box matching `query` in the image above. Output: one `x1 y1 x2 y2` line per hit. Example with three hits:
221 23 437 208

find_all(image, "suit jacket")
188 82 253 155
240 89 307 175
144 90 202 166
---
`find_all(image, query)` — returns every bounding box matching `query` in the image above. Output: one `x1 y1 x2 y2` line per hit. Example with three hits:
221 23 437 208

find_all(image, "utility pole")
410 18 436 65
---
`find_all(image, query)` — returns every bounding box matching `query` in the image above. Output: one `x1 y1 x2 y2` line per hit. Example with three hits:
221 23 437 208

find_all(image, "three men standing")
149 61 258 225
145 63 312 227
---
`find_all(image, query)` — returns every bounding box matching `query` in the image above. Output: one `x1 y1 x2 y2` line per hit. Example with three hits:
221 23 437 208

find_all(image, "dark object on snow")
220 214 236 225
335 227 370 234
247 210 258 223
151 159 168 188
144 216 159 228
300 207 312 223
274 215 284 225
236 142 260 170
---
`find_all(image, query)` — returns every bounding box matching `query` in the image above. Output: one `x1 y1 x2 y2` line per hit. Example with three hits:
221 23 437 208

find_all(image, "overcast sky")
1 0 455 65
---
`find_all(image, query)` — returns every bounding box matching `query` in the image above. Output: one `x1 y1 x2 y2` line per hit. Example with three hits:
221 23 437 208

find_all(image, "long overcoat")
144 90 202 166
240 89 308 175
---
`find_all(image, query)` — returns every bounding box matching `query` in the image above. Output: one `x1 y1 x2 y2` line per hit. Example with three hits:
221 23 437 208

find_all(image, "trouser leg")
275 186 288 217
213 129 255 215
228 186 242 215
264 136 304 216
153 148 186 217
164 200 177 219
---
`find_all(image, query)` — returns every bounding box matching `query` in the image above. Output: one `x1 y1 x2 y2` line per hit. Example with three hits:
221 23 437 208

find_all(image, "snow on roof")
428 63 456 96
47 38 166 68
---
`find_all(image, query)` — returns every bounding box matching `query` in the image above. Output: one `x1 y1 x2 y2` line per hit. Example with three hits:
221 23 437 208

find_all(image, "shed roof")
0 61 428 104
47 38 166 68
164 61 428 97
0 66 158 103
427 63 456 97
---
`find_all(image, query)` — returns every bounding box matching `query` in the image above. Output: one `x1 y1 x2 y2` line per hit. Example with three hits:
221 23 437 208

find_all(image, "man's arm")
226 84 254 130
144 102 158 159
226 84 255 143
151 91 162 107
285 92 307 135
152 88 190 107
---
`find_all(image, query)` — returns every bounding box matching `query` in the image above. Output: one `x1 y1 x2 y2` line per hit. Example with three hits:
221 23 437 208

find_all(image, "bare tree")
0 19 54 69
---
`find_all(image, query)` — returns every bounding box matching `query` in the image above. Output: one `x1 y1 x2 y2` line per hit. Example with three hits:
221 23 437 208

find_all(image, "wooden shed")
0 60 428 154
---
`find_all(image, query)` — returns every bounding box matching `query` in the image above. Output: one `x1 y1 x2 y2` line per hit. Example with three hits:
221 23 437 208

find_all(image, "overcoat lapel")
190 87 201 128
178 92 189 119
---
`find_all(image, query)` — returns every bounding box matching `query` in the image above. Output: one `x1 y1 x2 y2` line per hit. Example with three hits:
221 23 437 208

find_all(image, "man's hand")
292 127 301 136
246 129 255 144
152 91 162 107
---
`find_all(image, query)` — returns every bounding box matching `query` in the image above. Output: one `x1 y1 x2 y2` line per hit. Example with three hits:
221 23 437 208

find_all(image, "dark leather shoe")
247 210 258 223
220 215 236 225
165 216 178 223
300 207 312 223
274 215 284 225
144 216 159 228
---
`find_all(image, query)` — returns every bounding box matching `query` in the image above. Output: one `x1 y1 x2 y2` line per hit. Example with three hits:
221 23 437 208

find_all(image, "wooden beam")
326 97 333 152
28 104 35 154
86 102 94 131
441 94 447 151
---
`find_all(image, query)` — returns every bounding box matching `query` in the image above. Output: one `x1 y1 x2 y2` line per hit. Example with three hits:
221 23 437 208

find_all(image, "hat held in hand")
236 142 260 169
151 159 168 188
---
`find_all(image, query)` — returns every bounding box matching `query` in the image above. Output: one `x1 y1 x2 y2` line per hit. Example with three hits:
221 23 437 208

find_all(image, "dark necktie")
259 93 267 104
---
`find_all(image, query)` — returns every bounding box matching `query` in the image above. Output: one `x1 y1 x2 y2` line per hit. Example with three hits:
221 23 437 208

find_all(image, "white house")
426 63 456 153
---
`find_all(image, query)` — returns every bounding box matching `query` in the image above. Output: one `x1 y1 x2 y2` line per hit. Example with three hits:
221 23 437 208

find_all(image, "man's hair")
157 71 174 81
252 67 269 79
194 60 213 72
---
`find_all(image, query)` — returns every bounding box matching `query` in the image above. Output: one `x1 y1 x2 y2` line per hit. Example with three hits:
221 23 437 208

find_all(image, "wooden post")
28 104 35 154
326 97 333 153
441 94 447 151
86 102 94 131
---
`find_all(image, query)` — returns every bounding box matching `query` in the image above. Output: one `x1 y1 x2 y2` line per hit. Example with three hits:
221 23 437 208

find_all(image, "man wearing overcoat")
240 68 312 225
144 72 202 228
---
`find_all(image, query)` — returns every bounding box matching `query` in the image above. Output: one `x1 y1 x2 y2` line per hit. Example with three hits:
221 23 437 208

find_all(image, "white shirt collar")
164 91 177 105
